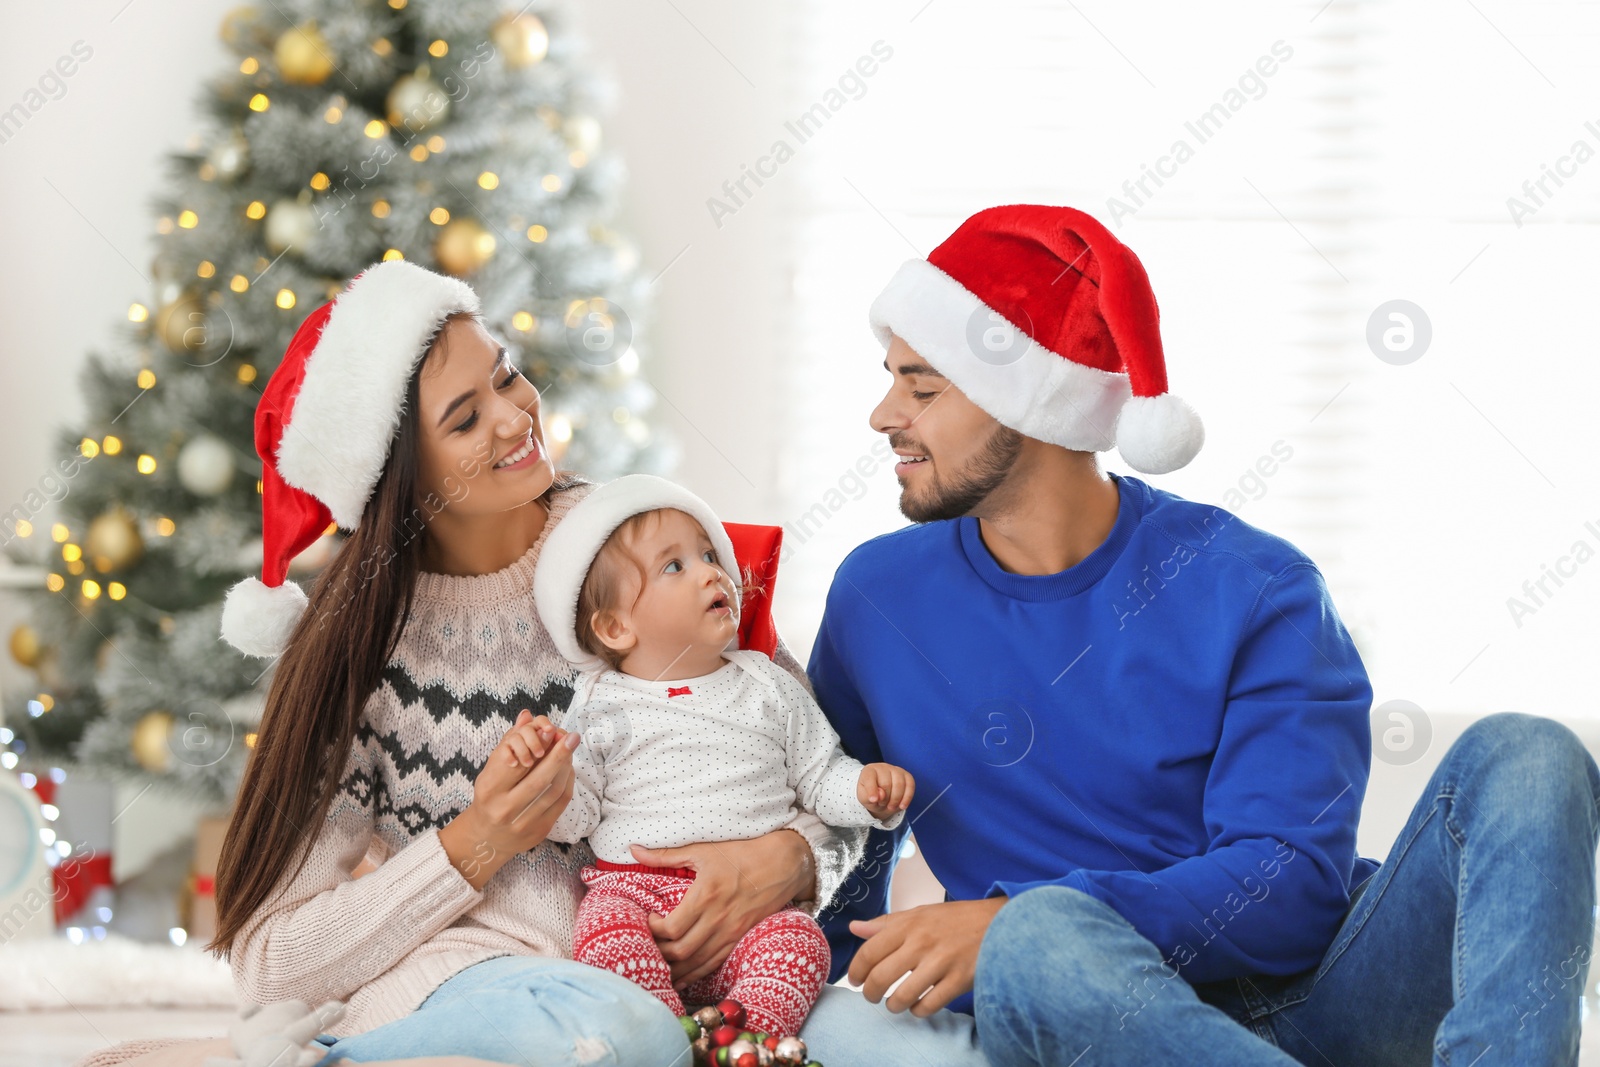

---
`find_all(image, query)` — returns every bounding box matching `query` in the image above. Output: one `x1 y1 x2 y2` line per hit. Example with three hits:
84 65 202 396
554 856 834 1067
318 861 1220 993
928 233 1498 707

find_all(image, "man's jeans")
975 712 1600 1066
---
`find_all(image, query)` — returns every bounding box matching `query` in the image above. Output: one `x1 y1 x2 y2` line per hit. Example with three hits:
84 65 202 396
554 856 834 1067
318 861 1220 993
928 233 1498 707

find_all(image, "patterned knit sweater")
228 480 866 1038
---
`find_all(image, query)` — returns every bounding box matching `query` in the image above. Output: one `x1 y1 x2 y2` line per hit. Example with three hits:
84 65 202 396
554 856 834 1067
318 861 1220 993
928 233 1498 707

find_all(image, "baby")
531 474 914 1036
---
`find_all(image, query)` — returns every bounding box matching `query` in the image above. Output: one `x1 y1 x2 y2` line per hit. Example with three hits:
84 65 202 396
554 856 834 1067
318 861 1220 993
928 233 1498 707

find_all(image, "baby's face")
617 509 738 660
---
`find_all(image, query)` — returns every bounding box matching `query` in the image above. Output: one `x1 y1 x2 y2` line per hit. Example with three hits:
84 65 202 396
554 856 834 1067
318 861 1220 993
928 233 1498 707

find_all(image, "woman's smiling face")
415 315 554 518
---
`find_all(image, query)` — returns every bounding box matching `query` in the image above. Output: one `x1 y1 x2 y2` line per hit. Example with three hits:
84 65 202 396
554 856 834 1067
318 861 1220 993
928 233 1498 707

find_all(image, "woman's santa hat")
221 259 480 657
869 204 1204 474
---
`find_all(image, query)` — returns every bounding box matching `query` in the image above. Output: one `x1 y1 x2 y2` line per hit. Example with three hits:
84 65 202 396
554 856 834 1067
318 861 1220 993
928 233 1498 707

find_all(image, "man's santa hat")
221 259 480 657
868 204 1204 474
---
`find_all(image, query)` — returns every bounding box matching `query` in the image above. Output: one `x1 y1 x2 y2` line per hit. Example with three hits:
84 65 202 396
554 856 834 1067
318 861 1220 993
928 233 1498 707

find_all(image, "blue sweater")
808 473 1378 1014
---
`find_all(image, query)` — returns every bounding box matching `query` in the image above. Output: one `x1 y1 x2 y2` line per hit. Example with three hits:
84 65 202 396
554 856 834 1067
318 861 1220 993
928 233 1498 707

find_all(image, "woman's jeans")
974 712 1600 1066
306 945 987 1067
310 955 691 1066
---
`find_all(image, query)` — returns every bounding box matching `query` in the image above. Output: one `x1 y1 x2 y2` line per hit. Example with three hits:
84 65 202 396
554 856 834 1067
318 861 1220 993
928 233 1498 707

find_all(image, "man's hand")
857 763 915 821
847 896 1007 1016
636 828 813 989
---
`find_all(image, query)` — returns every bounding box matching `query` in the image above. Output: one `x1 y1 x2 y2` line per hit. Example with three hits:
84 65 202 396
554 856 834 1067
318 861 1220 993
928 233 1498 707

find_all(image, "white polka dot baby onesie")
547 648 902 862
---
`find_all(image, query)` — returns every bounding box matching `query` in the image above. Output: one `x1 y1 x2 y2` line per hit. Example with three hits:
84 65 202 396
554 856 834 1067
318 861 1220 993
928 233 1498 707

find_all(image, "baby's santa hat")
221 259 480 657
869 204 1204 474
533 474 743 674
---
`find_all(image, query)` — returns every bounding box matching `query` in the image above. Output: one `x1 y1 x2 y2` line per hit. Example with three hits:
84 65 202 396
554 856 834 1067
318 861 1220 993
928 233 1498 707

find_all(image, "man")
806 204 1600 1065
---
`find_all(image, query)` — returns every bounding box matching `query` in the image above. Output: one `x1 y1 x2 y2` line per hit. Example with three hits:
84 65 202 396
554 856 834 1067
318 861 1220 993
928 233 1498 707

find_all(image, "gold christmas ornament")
132 711 174 773
434 217 496 276
275 21 335 86
492 13 549 68
155 292 208 356
387 73 450 134
86 508 144 572
9 624 41 668
176 434 236 496
264 199 317 255
219 6 272 49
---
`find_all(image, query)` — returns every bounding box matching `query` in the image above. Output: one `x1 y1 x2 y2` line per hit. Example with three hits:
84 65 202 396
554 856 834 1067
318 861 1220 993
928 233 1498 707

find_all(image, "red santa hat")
221 259 480 657
868 204 1204 474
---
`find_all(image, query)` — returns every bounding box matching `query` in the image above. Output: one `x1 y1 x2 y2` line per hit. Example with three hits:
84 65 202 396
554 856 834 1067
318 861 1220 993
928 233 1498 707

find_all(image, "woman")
199 259 863 1065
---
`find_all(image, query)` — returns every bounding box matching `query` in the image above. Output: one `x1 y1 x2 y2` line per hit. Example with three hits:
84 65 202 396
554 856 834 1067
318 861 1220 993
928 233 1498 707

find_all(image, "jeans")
973 712 1600 1066
307 951 993 1066
799 983 985 1066
309 957 988 1067
309 954 691 1066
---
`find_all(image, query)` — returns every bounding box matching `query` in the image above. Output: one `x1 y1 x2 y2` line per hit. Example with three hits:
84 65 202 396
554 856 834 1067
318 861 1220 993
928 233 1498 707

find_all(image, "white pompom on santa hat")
220 259 480 657
868 204 1204 474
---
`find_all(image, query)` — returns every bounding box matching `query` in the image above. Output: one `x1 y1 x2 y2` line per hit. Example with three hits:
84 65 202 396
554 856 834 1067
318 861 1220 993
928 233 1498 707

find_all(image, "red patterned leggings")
572 861 830 1035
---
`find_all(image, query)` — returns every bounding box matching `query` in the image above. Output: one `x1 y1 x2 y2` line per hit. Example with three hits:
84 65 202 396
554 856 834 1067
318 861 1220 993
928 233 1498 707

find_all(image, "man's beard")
899 422 1025 523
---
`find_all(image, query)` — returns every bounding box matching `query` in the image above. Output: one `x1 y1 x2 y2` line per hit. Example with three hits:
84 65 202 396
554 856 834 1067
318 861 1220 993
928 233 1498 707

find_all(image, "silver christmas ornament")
176 434 236 496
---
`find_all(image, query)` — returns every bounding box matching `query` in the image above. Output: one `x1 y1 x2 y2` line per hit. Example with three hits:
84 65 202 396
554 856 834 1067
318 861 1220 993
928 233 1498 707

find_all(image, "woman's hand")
439 709 579 890
633 828 814 988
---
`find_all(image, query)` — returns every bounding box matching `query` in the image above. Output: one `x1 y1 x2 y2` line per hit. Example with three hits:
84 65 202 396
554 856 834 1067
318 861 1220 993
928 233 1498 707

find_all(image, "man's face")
870 333 1024 523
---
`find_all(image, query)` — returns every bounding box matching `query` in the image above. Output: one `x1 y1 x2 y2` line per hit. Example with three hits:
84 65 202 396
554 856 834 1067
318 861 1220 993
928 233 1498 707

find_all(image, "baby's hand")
858 763 915 821
500 710 569 771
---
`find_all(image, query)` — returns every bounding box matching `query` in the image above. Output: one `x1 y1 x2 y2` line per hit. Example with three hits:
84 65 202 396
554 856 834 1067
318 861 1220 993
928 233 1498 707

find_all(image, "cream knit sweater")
228 480 866 1039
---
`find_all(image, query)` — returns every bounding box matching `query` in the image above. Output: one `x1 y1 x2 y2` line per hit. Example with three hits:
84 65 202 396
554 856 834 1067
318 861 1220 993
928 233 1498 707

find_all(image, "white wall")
566 1 799 528
0 4 233 532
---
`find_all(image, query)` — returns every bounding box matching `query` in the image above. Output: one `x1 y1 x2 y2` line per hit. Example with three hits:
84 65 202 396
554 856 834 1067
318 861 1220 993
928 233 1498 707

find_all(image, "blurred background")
1 0 1598 1058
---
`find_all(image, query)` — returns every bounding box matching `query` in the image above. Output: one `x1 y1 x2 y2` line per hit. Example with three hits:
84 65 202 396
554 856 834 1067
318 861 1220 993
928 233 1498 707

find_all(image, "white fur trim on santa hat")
276 260 480 529
1114 392 1205 475
533 475 741 671
869 258 1131 453
220 576 309 658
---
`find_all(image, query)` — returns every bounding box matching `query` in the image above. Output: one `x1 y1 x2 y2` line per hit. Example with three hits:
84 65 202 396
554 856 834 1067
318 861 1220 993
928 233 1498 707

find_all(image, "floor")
0 1007 235 1067
7 1000 1600 1067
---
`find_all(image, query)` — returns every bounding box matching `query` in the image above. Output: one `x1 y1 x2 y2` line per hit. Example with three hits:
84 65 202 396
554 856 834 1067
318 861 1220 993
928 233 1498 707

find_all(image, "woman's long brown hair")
209 314 582 958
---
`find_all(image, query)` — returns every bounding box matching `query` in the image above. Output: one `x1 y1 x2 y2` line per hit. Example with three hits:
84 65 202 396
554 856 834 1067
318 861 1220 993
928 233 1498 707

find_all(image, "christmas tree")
2 0 667 804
